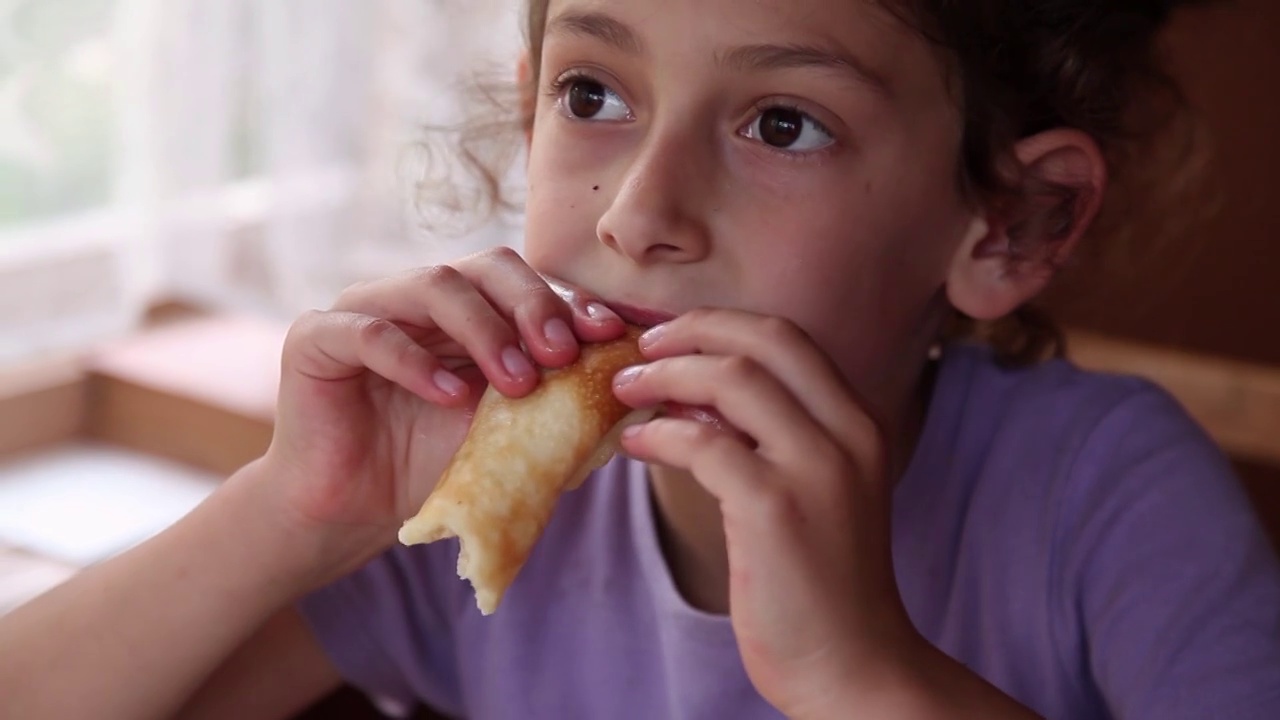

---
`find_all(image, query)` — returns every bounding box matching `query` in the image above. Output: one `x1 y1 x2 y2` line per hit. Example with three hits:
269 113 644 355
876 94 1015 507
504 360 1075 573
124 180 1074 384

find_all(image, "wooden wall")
1052 0 1280 363
1051 1 1280 547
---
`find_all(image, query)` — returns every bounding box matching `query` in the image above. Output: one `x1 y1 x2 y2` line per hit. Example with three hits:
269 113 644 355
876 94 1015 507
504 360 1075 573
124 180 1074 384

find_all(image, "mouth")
606 302 679 328
542 276 679 329
602 301 746 441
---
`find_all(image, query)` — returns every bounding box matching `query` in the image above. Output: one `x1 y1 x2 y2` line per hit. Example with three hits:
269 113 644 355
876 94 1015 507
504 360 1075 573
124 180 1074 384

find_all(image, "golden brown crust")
397 326 648 614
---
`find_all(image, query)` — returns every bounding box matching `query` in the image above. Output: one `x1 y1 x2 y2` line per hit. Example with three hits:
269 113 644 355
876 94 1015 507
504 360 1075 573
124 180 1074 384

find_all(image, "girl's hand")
260 247 624 581
612 309 925 718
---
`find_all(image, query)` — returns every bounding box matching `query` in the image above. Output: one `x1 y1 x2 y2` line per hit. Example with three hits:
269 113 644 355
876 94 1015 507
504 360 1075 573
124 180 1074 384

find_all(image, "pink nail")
614 365 643 386
502 346 536 380
586 302 619 323
639 323 667 350
433 369 467 397
544 317 576 351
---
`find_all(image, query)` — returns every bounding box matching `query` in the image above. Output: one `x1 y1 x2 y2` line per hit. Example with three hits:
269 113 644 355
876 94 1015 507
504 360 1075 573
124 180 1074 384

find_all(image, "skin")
0 0 1105 717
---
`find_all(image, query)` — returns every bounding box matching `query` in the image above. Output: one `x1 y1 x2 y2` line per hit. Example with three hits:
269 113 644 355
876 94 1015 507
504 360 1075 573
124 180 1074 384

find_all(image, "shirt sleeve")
295 540 466 717
1064 385 1280 719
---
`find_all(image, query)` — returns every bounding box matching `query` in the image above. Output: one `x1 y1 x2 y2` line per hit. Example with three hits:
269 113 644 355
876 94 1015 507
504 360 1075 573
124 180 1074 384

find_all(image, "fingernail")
502 346 536 380
543 317 576 351
586 302 619 323
622 424 643 439
639 323 667 350
614 365 643 387
433 369 468 397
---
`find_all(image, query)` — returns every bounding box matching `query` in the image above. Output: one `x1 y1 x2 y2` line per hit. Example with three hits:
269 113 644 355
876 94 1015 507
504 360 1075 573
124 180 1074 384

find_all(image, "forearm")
0 460 325 720
801 639 1044 720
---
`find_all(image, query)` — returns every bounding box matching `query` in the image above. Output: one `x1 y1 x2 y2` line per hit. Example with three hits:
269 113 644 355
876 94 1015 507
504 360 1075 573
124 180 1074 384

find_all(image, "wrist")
785 629 934 720
793 633 1042 720
220 457 395 591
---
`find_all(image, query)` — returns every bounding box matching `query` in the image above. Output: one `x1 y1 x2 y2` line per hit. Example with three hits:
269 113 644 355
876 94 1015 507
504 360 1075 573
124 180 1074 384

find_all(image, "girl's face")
523 0 986 398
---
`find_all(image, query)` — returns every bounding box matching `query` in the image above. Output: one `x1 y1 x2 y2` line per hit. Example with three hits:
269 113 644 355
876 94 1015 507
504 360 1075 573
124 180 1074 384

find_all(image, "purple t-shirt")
299 343 1280 719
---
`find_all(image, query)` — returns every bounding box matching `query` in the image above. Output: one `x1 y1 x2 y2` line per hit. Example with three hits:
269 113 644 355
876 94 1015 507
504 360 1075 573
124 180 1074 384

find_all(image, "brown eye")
568 79 607 118
743 106 834 152
558 76 631 122
759 108 803 148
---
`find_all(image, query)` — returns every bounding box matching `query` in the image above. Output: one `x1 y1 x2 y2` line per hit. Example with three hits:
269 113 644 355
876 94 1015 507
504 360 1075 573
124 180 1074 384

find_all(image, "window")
0 0 118 225
0 0 524 364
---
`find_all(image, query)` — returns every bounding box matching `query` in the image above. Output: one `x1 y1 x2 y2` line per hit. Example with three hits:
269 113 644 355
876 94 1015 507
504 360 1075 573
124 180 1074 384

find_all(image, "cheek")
732 179 964 368
522 129 609 266
527 119 631 193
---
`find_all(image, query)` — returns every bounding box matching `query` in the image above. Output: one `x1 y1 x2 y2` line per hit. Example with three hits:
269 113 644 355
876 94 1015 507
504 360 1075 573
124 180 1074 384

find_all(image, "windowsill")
0 307 284 615
0 355 87 460
0 307 283 471
82 312 283 475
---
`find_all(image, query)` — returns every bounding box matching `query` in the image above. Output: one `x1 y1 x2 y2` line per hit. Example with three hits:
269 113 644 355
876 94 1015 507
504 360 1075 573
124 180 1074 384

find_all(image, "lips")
597 306 751 446
605 302 679 328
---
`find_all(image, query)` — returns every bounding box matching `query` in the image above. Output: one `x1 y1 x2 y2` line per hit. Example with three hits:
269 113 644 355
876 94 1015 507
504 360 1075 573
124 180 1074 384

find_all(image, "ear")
946 129 1107 321
517 52 535 148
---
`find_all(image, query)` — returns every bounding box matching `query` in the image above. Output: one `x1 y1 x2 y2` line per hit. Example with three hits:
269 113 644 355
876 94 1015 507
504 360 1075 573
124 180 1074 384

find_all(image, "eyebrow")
545 11 893 99
721 43 892 98
546 12 644 55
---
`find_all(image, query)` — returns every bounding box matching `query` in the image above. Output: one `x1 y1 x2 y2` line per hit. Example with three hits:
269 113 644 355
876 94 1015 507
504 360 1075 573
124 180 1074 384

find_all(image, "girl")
4 0 1279 718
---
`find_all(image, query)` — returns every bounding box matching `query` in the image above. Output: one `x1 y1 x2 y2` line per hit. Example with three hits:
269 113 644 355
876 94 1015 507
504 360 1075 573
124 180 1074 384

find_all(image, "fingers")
635 309 885 465
463 247 626 360
614 354 837 469
331 247 624 397
283 310 472 406
620 417 764 501
620 418 840 536
336 264 539 396
537 273 629 344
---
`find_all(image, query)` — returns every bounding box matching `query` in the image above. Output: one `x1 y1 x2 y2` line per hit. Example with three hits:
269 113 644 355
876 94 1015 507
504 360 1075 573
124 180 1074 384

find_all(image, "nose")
596 123 712 266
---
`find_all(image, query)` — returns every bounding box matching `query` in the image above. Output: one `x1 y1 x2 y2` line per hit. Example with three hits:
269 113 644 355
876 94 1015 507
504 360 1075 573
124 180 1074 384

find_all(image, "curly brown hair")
420 0 1218 366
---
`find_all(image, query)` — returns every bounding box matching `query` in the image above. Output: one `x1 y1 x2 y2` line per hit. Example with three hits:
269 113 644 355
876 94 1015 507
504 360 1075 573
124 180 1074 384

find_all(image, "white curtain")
130 0 527 317
0 0 527 361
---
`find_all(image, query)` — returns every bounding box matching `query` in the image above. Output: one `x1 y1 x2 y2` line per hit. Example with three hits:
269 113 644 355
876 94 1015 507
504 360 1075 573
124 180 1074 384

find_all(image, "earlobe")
947 128 1107 321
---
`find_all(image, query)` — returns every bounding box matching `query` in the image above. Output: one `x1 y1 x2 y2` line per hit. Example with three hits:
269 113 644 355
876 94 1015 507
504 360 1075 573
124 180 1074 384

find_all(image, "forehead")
542 0 942 100
544 0 901 32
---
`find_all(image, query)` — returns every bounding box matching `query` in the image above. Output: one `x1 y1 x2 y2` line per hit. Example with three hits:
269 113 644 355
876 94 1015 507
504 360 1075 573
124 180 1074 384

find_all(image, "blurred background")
0 1 523 715
0 0 524 361
0 1 1276 718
